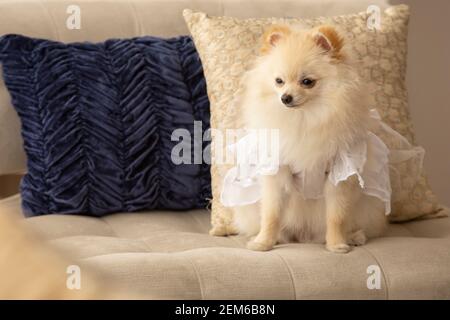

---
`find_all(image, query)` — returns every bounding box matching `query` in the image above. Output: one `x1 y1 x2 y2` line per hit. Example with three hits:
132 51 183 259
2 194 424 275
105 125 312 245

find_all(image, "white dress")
220 109 425 215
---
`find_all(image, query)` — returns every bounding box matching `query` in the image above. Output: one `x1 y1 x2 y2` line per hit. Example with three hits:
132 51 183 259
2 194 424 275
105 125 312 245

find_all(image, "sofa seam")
186 257 205 300
271 251 297 300
137 236 154 253
97 217 121 238
129 2 144 36
38 0 61 41
76 247 233 260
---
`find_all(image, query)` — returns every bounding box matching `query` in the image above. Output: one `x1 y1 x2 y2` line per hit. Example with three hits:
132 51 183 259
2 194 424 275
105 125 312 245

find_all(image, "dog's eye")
300 78 316 88
275 77 284 85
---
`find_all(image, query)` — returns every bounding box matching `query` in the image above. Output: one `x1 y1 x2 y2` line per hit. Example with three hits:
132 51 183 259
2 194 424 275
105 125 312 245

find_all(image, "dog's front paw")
209 224 238 237
326 243 352 254
247 239 274 251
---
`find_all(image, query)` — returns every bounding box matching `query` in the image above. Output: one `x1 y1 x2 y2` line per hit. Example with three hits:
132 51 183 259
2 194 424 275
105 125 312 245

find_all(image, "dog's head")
259 24 349 109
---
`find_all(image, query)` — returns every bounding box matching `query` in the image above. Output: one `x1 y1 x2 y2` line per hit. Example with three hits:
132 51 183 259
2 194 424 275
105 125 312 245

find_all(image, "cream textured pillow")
183 5 446 235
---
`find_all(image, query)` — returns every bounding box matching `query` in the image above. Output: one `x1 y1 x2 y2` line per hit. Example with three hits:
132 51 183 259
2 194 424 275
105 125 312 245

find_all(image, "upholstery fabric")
0 34 211 216
1 195 449 299
183 5 443 233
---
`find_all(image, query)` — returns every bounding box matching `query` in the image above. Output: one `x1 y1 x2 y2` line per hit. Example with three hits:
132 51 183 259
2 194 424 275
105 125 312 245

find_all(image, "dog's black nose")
281 94 293 105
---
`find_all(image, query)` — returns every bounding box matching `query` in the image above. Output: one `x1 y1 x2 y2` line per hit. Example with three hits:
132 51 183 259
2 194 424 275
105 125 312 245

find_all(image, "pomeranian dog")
228 24 387 253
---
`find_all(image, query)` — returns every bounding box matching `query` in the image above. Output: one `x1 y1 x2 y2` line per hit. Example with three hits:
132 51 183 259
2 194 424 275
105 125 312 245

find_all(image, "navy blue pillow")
0 34 211 217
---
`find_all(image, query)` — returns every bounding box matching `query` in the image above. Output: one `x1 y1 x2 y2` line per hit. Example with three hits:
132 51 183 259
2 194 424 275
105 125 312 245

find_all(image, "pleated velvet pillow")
0 34 211 217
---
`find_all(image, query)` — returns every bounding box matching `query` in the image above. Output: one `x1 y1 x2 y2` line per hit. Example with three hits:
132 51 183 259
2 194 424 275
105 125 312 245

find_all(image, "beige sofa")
1 0 449 299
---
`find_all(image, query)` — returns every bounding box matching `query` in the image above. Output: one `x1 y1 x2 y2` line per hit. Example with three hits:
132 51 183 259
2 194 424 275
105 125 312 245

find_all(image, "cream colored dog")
231 25 387 253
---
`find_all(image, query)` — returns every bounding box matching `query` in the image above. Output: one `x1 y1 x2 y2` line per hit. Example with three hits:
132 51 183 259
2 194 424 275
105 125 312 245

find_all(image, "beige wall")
391 0 450 205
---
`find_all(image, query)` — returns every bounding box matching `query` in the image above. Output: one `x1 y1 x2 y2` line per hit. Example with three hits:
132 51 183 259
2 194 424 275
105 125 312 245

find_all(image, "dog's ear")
313 25 344 60
261 25 291 54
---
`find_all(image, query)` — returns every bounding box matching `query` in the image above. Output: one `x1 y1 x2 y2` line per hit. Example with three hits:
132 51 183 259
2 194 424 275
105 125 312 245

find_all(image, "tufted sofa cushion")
1 195 449 299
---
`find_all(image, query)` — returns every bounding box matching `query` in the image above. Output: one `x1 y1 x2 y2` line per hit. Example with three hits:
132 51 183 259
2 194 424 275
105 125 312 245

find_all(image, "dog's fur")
232 25 387 253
